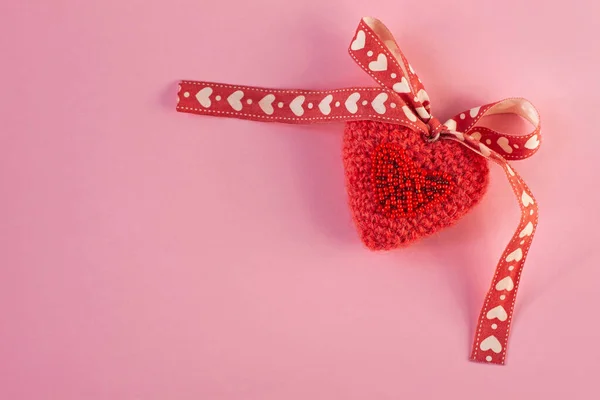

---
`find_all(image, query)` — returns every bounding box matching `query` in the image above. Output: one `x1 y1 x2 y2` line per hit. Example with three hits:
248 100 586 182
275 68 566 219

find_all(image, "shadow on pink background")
1 1 599 399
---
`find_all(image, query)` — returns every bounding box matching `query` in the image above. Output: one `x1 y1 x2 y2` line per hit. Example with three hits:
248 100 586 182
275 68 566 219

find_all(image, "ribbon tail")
177 81 428 132
445 135 538 365
472 161 538 364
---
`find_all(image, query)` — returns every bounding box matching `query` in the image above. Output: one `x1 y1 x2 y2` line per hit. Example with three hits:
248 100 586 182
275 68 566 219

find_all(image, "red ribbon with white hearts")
177 17 541 365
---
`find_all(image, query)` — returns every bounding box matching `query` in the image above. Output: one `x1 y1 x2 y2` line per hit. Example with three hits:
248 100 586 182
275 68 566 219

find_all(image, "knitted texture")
343 121 490 251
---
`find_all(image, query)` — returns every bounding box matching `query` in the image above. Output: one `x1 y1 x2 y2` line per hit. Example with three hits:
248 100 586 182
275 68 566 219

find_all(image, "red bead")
371 143 455 218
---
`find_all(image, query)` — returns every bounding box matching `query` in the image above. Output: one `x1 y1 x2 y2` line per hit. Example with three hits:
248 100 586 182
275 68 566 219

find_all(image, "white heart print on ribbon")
318 94 333 115
470 106 481 118
470 132 482 142
480 335 503 353
371 93 388 115
392 77 410 93
486 305 508 321
345 92 360 114
227 90 244 111
351 30 366 50
259 94 276 115
497 137 513 154
368 54 388 71
196 87 213 108
496 276 515 291
290 95 305 116
522 191 534 207
520 221 534 238
525 134 540 149
506 248 523 263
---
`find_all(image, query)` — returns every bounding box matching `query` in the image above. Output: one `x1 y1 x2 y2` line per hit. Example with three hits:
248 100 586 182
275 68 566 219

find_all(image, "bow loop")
348 17 431 122
443 98 541 160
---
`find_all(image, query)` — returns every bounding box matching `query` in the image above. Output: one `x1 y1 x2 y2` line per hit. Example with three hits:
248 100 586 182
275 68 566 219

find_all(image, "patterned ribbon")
176 17 541 365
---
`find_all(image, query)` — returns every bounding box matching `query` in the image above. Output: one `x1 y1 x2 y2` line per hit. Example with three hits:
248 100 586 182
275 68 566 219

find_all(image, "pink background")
1 0 599 398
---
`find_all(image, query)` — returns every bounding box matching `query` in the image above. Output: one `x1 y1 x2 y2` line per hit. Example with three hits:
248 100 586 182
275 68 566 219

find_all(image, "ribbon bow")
177 17 541 365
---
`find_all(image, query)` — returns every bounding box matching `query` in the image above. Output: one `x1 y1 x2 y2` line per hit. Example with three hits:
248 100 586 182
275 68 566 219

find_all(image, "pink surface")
1 0 599 398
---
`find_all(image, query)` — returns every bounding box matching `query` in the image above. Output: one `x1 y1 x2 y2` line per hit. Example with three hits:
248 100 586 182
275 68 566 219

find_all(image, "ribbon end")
176 81 186 110
470 354 505 366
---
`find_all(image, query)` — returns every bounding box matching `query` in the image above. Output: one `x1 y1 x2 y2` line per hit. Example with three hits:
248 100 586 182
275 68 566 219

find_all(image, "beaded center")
372 143 455 217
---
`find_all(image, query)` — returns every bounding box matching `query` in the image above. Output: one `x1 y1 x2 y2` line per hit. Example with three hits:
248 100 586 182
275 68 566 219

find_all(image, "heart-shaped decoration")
392 77 410 93
505 248 523 263
351 30 366 50
319 94 333 115
368 53 388 71
371 93 388 115
345 92 360 114
479 335 503 353
521 191 534 207
196 87 213 108
259 94 275 115
470 131 482 142
343 122 489 250
495 276 515 291
520 221 533 237
290 95 305 116
486 305 508 321
227 90 244 111
497 137 513 153
524 134 540 149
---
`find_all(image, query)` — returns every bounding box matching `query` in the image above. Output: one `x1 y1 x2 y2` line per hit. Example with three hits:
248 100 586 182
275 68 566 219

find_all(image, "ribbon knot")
425 117 444 142
176 16 541 365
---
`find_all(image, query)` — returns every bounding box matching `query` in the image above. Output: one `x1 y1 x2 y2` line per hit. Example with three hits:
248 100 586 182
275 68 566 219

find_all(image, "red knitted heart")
343 121 490 251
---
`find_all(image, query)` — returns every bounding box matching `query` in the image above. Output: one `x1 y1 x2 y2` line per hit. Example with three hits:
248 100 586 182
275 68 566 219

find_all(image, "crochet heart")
343 121 489 250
